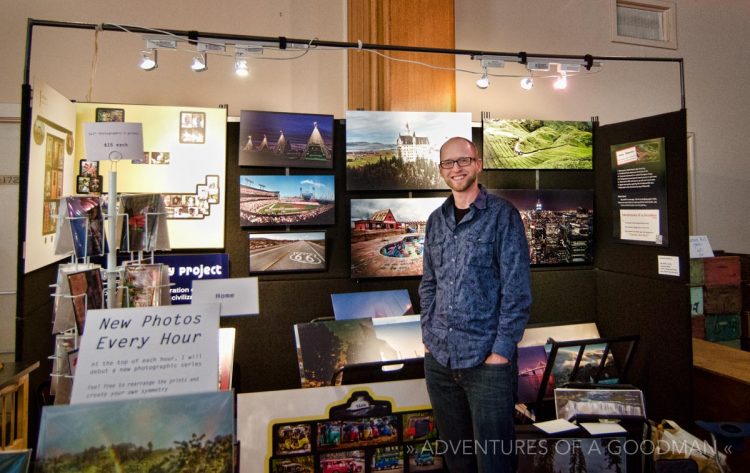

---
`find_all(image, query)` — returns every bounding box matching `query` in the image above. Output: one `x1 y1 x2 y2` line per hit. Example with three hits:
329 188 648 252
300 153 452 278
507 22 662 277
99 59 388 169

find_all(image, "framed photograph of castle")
249 231 326 273
346 111 472 190
239 110 334 169
483 118 593 169
488 189 594 265
239 175 335 227
350 197 444 278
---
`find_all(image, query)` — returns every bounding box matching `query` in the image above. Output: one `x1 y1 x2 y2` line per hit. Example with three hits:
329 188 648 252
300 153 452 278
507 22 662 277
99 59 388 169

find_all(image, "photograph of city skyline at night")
489 189 594 266
239 175 335 227
239 110 334 169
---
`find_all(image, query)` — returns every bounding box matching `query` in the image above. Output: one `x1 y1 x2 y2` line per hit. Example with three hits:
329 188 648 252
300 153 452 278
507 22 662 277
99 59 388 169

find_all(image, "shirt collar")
441 184 488 219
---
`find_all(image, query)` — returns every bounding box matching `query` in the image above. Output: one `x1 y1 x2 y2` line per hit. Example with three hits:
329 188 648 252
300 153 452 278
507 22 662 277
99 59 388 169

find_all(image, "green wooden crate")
704 314 741 342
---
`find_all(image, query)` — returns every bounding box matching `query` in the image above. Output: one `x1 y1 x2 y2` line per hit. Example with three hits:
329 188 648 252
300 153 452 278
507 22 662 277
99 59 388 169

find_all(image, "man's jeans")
424 352 517 473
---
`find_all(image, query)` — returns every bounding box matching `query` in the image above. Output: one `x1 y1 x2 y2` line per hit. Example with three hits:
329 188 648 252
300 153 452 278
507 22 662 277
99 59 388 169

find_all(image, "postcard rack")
533 334 640 409
332 357 425 386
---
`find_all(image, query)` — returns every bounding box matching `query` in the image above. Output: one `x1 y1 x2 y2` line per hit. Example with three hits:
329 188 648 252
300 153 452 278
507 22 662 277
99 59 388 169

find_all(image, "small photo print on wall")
239 110 334 169
249 232 326 273
79 160 99 177
95 108 125 122
180 111 206 144
239 175 335 227
76 176 90 194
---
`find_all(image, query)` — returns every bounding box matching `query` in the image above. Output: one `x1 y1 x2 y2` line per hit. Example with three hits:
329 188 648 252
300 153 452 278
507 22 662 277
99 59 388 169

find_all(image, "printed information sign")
70 303 220 404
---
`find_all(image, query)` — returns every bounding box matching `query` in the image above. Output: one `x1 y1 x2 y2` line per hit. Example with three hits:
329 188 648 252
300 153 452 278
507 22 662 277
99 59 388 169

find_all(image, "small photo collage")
269 410 443 473
76 160 102 195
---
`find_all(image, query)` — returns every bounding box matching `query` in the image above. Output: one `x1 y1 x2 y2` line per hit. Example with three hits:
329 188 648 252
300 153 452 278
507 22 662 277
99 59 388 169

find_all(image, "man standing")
419 137 531 472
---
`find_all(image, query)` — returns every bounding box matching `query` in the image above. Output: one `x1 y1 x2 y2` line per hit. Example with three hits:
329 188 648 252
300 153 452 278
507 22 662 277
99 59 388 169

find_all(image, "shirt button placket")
449 231 457 315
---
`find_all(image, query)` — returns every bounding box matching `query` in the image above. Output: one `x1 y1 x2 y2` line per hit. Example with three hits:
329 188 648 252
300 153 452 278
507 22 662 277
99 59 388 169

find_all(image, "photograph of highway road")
249 232 326 273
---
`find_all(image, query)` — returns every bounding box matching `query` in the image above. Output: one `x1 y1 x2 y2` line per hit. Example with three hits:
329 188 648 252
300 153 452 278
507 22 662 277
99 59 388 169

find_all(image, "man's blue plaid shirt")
419 185 532 368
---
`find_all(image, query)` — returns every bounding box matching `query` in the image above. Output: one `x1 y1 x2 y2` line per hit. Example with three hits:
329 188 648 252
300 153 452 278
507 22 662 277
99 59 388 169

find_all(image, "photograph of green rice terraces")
482 118 593 169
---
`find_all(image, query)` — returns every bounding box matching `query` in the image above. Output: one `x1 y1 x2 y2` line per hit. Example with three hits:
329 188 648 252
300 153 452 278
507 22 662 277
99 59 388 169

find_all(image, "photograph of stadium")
239 110 334 169
239 175 335 227
482 118 593 169
249 231 326 273
489 189 594 265
346 111 472 190
350 197 444 278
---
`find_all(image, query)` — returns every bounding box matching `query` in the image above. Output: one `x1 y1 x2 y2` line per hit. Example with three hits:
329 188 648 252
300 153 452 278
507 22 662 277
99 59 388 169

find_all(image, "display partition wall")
17 19 692 446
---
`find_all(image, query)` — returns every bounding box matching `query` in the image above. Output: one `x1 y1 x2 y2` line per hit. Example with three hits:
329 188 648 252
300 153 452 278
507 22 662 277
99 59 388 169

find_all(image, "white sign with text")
70 303 220 404
83 122 144 161
192 277 259 316
619 209 660 243
689 235 715 258
658 255 681 277
615 146 639 166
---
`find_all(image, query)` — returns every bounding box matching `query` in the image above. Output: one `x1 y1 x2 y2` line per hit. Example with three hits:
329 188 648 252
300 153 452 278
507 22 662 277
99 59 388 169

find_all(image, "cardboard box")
691 315 705 339
703 285 742 314
704 314 741 342
703 256 741 286
690 286 704 316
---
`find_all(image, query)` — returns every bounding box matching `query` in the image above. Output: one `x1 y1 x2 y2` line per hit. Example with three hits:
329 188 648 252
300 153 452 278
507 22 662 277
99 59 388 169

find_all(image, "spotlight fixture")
234 54 249 77
233 43 264 77
472 55 516 90
191 52 208 72
139 49 157 71
553 71 568 90
189 41 226 73
520 76 534 90
138 35 177 72
476 67 490 89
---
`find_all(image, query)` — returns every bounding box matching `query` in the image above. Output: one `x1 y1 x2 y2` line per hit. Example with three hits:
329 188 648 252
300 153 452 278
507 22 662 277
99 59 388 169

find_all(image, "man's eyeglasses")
439 157 477 169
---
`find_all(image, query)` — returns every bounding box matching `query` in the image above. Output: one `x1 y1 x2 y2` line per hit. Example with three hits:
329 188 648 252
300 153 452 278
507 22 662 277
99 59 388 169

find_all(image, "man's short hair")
440 136 479 159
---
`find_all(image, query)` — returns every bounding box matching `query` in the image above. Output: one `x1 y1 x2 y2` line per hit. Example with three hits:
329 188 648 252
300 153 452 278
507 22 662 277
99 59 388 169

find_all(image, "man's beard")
443 172 477 192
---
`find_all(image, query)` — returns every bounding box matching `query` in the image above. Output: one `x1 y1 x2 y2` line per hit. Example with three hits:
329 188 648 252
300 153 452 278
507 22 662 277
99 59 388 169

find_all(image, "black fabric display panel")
596 271 692 425
594 109 689 281
594 108 692 426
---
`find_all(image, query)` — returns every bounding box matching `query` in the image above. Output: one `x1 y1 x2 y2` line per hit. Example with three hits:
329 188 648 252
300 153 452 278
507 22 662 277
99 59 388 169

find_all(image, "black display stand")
535 334 640 405
333 358 425 385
